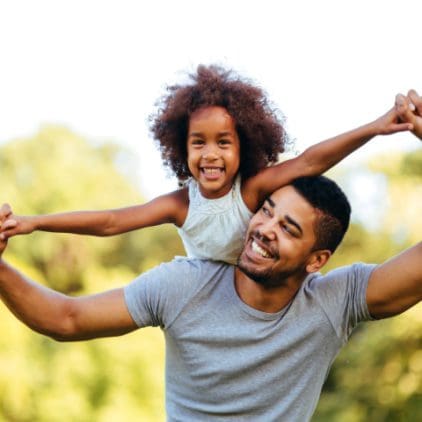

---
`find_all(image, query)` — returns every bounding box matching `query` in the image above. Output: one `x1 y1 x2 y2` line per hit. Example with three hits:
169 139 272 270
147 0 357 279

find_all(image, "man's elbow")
33 300 81 342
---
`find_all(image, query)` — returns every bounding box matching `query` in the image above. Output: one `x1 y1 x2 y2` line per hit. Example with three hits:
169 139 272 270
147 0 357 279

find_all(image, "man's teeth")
251 240 271 258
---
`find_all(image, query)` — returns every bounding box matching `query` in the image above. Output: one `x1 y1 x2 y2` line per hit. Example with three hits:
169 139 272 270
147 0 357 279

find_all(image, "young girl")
0 65 411 264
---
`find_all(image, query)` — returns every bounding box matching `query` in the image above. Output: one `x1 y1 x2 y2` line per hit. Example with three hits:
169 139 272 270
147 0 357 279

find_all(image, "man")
0 93 421 420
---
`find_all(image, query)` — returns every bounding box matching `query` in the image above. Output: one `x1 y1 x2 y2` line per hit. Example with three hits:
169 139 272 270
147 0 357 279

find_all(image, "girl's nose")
202 145 219 160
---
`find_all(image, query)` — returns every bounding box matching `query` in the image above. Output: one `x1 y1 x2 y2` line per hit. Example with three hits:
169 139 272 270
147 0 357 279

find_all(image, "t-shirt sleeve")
310 262 377 343
123 258 205 329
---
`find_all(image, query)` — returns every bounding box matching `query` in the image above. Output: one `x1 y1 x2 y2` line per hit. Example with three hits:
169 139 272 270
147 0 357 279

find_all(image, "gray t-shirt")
124 258 375 421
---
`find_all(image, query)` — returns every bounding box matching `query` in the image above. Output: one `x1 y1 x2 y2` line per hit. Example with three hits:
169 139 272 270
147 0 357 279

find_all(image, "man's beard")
237 251 303 289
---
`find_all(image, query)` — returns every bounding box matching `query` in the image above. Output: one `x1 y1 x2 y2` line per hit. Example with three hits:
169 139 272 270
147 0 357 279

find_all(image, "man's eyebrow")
284 215 303 235
266 197 275 208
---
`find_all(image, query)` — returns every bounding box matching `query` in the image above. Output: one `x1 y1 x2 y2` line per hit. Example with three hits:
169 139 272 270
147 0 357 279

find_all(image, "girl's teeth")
251 240 271 258
203 168 221 174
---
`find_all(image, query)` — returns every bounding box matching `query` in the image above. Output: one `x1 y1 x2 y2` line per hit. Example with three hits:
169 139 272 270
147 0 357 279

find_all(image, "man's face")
238 186 319 287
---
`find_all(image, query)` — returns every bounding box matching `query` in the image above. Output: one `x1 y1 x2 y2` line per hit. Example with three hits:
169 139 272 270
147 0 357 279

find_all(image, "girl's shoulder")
156 187 189 227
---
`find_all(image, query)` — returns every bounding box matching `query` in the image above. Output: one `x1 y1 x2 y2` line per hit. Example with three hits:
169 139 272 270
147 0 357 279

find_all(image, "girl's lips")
200 167 224 180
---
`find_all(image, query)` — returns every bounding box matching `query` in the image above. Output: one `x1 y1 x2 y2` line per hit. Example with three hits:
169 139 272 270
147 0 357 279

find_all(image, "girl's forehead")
190 106 232 121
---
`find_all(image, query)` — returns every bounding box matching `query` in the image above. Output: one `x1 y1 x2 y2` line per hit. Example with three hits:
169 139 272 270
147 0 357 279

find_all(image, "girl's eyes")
218 139 231 146
190 139 232 147
191 139 205 146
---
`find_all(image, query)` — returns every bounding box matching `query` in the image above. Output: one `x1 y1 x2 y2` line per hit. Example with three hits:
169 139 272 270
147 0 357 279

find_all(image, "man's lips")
249 235 276 260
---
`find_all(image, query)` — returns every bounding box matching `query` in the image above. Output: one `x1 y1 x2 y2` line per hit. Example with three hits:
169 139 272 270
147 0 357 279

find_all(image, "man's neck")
234 267 305 313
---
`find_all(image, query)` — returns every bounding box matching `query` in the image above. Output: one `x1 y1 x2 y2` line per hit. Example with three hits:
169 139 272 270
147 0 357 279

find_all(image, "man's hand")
395 89 422 140
0 203 34 240
0 203 12 256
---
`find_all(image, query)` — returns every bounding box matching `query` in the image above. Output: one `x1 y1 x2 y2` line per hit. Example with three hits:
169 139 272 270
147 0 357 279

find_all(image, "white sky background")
1 0 421 204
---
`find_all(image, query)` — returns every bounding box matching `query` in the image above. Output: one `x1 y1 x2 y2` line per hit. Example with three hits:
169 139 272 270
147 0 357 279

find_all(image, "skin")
186 106 241 199
0 184 420 343
395 89 422 139
235 186 421 318
0 102 411 240
235 186 331 313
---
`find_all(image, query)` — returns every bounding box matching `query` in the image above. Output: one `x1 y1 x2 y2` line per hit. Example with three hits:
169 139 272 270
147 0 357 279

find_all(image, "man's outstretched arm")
396 89 422 140
366 242 422 319
366 91 422 318
0 232 137 341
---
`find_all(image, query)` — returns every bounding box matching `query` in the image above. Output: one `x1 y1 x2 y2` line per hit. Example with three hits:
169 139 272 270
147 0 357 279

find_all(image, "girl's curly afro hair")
149 64 287 181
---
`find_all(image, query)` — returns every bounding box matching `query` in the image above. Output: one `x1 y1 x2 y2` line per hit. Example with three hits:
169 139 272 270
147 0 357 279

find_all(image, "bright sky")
1 0 421 200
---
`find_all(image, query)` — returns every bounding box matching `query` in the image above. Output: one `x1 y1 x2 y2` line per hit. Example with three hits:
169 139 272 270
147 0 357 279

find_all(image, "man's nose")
258 219 277 241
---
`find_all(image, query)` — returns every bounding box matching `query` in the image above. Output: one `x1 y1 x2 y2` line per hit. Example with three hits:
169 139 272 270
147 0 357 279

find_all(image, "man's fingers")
1 219 17 230
407 89 422 115
391 122 414 133
0 203 12 219
395 94 416 124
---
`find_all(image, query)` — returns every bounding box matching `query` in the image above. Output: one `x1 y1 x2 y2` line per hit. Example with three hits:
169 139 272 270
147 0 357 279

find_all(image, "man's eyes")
281 224 299 237
282 224 292 234
261 206 271 216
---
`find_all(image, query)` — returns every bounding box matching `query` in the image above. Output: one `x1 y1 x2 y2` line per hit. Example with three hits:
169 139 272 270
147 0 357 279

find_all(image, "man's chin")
237 256 303 289
237 260 276 287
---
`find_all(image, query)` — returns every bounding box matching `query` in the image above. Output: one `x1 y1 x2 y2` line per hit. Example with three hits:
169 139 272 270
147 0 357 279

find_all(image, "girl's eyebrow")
189 131 233 136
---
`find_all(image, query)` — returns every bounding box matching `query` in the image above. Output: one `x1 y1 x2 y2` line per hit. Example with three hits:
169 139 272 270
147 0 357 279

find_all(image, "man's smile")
248 233 278 261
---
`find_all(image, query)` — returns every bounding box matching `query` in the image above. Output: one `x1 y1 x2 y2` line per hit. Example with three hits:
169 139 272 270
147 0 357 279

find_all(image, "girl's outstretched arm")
242 107 413 211
0 188 189 239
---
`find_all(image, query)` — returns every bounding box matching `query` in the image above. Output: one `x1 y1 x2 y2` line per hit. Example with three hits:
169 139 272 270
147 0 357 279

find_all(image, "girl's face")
187 106 241 199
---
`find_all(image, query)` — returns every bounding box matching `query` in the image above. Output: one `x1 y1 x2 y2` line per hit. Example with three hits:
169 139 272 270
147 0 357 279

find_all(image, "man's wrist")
0 258 7 270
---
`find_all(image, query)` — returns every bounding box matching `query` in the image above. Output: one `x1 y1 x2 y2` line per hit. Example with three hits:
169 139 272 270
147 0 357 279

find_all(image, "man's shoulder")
140 257 232 289
305 262 378 290
124 259 233 328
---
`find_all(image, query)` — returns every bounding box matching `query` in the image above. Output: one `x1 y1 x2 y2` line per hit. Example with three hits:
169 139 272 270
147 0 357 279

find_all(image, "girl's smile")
187 106 241 199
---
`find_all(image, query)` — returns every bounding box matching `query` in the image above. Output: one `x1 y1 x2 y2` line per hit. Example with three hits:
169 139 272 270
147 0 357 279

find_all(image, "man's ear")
306 249 331 273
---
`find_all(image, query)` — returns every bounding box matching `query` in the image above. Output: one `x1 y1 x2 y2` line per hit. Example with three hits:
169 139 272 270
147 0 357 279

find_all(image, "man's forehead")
268 186 316 218
268 185 304 207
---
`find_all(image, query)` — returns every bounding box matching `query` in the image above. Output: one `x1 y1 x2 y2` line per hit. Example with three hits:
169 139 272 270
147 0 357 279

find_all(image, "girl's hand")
396 90 422 141
0 204 34 240
373 107 413 136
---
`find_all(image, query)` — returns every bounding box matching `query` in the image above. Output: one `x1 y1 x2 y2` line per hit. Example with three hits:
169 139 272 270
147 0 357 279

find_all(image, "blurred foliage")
0 127 184 421
0 129 420 421
314 147 422 421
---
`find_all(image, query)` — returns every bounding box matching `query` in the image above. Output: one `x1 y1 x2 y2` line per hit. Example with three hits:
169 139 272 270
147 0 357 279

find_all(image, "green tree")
0 127 184 421
314 149 422 422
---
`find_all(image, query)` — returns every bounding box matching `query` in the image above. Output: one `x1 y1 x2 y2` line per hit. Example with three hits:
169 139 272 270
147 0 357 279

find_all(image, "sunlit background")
0 1 421 420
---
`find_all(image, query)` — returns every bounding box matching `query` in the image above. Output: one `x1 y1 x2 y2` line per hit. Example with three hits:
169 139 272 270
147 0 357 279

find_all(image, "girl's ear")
306 250 331 273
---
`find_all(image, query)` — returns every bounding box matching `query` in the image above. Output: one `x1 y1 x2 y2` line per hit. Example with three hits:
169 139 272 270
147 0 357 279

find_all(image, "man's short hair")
291 176 351 253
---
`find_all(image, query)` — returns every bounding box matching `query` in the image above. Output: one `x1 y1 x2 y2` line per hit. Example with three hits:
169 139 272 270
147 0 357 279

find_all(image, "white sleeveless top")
177 176 254 264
